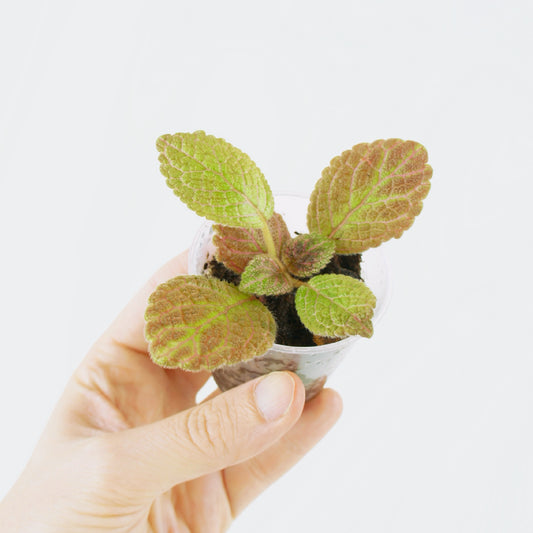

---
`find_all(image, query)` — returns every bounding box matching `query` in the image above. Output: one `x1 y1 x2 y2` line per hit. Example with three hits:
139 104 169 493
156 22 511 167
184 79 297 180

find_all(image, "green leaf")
213 213 291 274
157 131 274 228
239 254 294 296
145 275 276 370
281 233 335 278
307 139 432 253
295 274 376 338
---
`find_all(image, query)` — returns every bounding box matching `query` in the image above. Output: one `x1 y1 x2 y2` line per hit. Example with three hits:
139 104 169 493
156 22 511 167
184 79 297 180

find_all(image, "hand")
0 251 343 532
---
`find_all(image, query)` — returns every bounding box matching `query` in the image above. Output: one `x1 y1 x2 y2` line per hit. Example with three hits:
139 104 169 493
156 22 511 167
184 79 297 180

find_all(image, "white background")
1 1 532 531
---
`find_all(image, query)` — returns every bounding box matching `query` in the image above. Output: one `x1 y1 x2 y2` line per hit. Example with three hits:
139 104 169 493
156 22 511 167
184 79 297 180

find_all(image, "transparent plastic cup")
189 194 392 400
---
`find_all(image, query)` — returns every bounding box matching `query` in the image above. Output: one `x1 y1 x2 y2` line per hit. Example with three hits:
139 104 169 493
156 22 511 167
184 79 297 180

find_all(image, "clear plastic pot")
189 194 391 400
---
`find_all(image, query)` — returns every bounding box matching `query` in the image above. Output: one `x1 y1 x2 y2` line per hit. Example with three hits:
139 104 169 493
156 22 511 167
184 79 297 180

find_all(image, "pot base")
212 346 347 401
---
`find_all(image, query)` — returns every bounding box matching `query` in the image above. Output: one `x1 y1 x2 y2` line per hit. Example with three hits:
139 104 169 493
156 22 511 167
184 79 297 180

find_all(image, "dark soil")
204 253 363 347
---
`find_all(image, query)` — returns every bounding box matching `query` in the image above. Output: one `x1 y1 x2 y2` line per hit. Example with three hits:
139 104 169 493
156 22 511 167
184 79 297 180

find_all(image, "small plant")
145 131 432 372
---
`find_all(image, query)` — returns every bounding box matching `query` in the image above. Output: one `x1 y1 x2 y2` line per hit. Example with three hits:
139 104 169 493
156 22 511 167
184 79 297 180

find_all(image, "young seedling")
145 131 432 371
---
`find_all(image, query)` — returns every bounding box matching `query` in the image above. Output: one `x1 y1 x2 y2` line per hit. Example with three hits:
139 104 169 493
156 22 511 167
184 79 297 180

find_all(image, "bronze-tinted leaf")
213 213 290 273
145 276 276 370
307 139 432 253
281 233 335 278
157 131 274 228
295 274 376 338
239 254 294 296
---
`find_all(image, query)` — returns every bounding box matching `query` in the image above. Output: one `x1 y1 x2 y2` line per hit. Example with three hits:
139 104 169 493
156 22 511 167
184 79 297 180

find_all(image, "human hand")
0 251 343 532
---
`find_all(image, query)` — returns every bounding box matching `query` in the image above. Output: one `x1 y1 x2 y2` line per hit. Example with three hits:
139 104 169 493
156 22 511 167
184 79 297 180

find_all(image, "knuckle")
182 399 237 462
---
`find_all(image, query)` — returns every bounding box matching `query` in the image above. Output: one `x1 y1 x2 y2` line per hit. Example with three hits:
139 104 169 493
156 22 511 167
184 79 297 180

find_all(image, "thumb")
106 371 305 500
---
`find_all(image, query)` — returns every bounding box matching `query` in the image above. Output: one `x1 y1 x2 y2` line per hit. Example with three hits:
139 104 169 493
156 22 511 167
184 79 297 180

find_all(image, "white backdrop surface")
1 1 532 531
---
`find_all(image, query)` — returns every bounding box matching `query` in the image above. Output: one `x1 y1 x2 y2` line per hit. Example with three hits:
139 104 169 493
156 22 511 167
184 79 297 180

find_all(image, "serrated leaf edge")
157 131 274 228
308 139 432 253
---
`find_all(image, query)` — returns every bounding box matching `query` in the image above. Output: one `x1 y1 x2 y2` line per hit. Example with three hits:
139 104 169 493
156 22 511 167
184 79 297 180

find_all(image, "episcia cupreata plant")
144 131 432 371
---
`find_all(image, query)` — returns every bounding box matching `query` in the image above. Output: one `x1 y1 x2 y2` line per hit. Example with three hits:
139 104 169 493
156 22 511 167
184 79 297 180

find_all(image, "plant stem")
261 220 278 259
261 218 304 290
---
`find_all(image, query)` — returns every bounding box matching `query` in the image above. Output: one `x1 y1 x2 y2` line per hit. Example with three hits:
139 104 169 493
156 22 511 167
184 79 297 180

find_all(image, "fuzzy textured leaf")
157 131 274 228
239 255 294 296
308 139 432 253
145 276 276 370
213 213 291 274
281 233 335 278
295 274 376 338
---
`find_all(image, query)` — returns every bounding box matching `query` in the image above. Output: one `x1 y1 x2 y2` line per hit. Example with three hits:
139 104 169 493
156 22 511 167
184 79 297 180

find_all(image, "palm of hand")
74 341 230 532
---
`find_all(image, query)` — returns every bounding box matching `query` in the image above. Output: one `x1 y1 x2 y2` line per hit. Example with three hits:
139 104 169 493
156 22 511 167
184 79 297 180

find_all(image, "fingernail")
254 372 295 422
